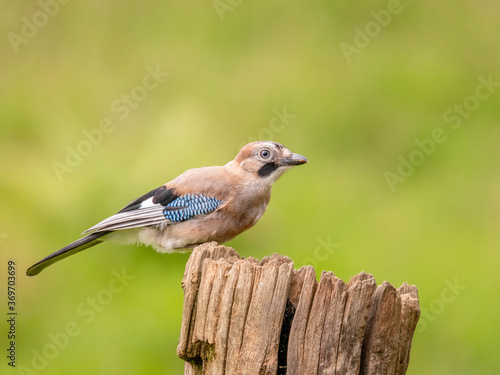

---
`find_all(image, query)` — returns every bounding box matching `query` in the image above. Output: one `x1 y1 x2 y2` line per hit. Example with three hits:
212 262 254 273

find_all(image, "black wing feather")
119 186 179 213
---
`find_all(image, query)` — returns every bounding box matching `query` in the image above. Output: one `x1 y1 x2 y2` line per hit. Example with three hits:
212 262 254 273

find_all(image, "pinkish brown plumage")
27 141 308 276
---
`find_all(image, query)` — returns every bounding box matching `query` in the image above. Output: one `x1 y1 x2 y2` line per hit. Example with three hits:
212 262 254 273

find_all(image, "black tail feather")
26 231 111 277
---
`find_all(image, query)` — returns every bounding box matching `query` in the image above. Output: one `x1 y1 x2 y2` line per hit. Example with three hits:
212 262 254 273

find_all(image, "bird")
26 141 308 276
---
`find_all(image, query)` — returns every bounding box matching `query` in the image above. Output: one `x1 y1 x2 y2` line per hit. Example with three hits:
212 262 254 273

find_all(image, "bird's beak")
279 153 309 166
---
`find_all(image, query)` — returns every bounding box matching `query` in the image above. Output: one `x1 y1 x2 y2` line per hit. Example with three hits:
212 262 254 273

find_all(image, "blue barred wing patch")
163 194 222 222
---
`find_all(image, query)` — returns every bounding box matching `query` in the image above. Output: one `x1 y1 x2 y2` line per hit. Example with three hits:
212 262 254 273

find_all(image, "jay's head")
233 141 308 183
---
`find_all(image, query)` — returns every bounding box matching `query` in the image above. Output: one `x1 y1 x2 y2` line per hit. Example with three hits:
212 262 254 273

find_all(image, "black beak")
280 153 309 166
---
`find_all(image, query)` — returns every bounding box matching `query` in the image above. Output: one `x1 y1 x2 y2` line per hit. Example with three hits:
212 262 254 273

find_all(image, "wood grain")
177 243 420 375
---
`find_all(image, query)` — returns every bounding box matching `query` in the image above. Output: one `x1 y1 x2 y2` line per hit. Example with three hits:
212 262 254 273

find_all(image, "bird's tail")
26 231 110 277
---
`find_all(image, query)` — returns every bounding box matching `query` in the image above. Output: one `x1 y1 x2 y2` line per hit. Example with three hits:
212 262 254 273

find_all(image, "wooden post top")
177 242 420 375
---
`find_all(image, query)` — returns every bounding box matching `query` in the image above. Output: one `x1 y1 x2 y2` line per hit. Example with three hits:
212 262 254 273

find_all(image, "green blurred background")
1 0 499 374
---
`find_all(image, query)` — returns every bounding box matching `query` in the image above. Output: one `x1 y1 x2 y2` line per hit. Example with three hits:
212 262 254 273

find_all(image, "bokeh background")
1 1 499 374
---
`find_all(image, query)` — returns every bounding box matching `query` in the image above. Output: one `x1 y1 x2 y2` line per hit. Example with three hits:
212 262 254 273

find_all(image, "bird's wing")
83 185 223 233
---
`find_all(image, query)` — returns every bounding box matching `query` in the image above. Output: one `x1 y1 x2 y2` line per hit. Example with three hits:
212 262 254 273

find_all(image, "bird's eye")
259 149 271 159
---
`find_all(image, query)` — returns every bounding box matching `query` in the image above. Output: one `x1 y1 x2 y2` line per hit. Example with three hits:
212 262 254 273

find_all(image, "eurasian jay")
26 141 308 276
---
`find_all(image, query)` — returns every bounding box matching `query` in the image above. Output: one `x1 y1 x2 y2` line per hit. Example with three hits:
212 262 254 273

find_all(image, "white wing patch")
140 197 158 209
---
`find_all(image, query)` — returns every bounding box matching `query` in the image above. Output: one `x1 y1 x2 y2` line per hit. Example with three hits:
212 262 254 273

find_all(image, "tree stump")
177 243 420 375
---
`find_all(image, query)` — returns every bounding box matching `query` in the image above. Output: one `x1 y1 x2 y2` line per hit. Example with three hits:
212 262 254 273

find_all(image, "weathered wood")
317 273 347 375
335 272 377 374
238 257 294 374
177 242 239 363
360 281 402 375
303 272 335 373
395 283 421 375
287 266 318 375
177 243 420 375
